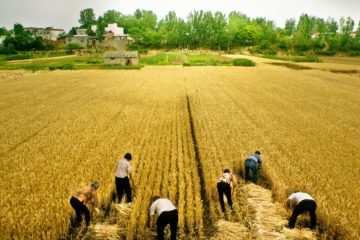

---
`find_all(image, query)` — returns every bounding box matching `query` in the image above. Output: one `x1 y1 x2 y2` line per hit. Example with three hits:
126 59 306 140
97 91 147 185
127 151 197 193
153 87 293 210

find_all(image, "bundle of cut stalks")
89 224 120 240
211 220 249 240
84 203 133 239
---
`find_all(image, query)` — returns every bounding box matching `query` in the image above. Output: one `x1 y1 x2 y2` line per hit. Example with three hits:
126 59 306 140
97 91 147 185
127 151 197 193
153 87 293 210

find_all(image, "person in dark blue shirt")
244 151 262 184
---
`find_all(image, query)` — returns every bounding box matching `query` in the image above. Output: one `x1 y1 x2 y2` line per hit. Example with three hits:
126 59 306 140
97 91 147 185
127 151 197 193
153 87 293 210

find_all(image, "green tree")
339 16 354 51
0 27 7 36
103 10 122 25
79 8 96 31
296 14 313 39
285 18 296 36
228 12 250 47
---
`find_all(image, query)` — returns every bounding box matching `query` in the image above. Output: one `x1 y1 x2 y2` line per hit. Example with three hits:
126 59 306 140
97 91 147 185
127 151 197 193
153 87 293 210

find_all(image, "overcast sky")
0 0 359 31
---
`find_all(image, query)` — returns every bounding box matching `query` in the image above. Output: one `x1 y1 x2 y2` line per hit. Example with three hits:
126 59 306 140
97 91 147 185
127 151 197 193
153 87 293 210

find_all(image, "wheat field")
0 56 359 239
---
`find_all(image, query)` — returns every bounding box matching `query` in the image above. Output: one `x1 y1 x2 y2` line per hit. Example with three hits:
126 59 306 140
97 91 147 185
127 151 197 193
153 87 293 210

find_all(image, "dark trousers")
217 182 233 212
245 159 258 183
289 200 317 229
115 176 132 203
70 196 90 226
157 209 178 240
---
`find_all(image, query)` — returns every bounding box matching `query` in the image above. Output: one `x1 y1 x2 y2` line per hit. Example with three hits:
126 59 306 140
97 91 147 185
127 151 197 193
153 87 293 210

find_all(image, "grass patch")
0 55 142 71
233 58 256 66
99 65 143 70
183 55 234 66
140 53 183 65
263 55 321 62
0 54 33 61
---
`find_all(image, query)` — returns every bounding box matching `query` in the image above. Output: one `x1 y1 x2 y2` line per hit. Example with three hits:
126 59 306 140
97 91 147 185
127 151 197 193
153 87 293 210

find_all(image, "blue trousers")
245 159 258 183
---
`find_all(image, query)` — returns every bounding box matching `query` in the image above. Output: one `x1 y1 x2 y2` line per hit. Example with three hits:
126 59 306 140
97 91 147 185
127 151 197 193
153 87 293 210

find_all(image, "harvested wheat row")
211 220 249 240
244 184 315 240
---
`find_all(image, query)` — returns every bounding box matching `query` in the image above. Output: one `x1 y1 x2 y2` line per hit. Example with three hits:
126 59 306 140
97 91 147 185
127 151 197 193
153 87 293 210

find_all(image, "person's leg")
78 202 91 226
251 164 258 183
245 160 250 181
70 197 83 225
156 213 167 240
217 182 225 212
169 210 178 240
289 201 307 228
124 177 132 203
115 177 123 203
224 184 233 209
309 201 317 229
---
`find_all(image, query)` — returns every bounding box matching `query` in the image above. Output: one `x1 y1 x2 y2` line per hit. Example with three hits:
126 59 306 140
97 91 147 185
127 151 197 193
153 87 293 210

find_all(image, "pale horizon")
0 0 359 32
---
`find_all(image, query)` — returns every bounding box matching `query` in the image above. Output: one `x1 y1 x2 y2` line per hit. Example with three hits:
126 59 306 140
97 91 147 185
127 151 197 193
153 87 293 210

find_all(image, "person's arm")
257 156 262 169
232 174 238 187
149 215 156 230
91 191 99 206
127 163 132 178
284 198 290 209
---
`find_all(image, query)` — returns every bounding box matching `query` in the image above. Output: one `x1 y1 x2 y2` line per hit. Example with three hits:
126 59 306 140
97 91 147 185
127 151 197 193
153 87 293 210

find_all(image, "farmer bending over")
70 181 99 227
217 169 237 212
150 196 178 240
285 191 317 229
244 150 262 184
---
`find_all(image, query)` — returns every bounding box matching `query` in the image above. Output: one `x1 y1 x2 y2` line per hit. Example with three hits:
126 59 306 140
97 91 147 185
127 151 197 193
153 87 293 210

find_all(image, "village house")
98 23 133 50
104 51 139 66
350 31 357 38
65 23 133 50
24 27 65 41
66 29 88 48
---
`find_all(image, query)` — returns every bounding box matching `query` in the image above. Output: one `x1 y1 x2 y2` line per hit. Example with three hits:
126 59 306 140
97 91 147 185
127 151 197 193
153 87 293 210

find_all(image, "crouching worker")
285 191 317 229
149 196 178 240
244 150 262 184
217 169 237 212
70 181 99 227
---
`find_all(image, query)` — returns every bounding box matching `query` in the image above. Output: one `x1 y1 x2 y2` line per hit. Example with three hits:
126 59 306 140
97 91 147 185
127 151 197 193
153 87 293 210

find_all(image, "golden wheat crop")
0 56 359 239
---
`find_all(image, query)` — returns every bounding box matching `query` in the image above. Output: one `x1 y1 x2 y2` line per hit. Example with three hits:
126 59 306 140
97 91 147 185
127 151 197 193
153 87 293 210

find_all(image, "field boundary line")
186 95 214 236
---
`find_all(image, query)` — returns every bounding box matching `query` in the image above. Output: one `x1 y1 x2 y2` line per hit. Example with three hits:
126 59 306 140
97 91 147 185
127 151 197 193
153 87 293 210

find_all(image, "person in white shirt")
114 153 132 203
285 191 317 229
149 196 178 240
217 169 237 212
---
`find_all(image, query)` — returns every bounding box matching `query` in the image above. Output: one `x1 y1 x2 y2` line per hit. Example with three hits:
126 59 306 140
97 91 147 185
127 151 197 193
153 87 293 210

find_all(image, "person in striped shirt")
217 169 238 212
244 151 262 184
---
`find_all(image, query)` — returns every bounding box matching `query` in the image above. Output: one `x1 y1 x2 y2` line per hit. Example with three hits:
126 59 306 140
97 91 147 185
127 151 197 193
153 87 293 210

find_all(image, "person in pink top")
217 169 237 212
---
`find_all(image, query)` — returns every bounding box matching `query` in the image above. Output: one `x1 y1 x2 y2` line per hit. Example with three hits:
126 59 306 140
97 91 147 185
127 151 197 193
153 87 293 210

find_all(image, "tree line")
1 8 360 55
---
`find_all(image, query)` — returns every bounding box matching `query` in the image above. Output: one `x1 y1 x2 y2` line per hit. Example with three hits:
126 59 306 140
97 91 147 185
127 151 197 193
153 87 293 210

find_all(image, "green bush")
65 44 83 55
292 57 319 62
349 51 360 56
316 50 336 56
233 58 256 66
48 63 75 70
4 54 33 61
